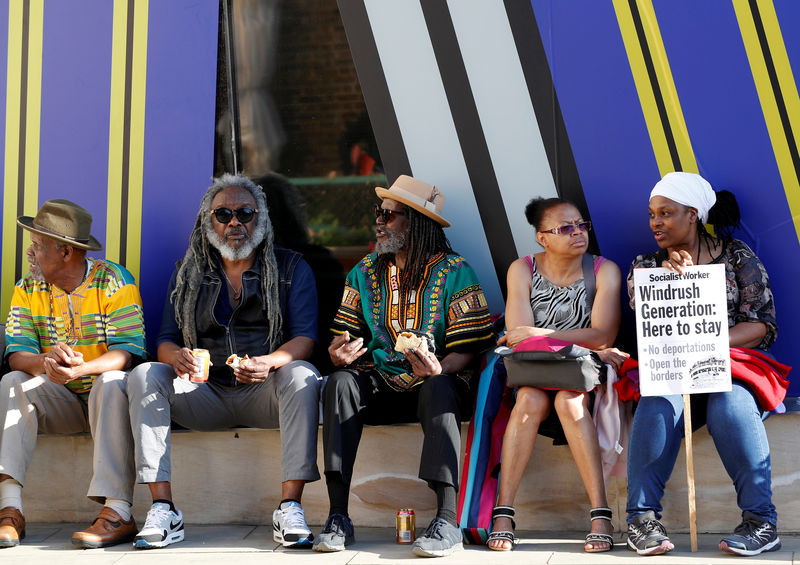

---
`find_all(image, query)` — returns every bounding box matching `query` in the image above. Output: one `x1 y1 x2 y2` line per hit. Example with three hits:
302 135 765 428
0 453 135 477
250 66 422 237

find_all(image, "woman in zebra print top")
488 197 628 553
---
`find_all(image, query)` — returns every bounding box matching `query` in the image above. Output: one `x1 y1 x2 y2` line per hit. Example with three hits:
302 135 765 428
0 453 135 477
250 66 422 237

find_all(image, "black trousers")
322 369 471 489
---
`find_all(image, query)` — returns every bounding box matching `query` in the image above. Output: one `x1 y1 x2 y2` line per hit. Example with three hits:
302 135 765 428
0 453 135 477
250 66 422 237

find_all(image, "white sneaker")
134 502 185 549
272 501 313 548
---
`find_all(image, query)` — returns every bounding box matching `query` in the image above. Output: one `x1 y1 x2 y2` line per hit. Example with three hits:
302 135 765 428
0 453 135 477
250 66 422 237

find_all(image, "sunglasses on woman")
374 204 406 223
540 221 592 236
210 207 258 224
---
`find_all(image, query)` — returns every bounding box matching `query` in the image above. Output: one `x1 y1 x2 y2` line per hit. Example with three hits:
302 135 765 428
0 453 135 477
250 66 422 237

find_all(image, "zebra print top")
526 254 602 331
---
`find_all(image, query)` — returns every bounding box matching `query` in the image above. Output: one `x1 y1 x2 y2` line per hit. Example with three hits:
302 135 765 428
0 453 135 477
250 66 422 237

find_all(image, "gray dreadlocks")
171 173 282 350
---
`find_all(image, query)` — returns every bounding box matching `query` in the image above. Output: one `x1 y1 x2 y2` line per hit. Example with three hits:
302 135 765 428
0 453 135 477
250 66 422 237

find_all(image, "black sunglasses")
374 204 406 223
540 221 592 236
210 207 258 224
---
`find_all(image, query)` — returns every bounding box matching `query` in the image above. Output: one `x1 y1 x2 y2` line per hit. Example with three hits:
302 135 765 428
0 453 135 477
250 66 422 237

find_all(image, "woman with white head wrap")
624 172 785 557
650 171 717 223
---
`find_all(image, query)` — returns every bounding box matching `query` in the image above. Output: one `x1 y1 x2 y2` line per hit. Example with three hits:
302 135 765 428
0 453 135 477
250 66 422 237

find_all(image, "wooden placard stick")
683 394 698 552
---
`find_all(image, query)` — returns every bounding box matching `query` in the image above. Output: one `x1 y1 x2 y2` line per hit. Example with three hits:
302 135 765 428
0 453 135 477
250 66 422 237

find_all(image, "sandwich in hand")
226 353 250 368
394 331 434 354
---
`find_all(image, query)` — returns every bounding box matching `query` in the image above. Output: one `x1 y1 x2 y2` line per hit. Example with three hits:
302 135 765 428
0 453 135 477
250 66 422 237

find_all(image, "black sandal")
487 505 518 551
585 507 614 552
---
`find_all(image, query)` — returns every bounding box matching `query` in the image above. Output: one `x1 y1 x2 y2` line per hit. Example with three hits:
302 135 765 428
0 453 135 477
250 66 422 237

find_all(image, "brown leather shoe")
0 506 25 547
71 507 137 548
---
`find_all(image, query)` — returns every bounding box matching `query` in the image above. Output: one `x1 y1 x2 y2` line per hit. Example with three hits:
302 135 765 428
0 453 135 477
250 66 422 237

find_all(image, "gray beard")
27 258 44 282
204 221 267 261
375 227 406 255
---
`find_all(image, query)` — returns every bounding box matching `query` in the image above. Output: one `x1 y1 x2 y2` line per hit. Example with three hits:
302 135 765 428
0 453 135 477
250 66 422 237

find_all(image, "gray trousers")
0 370 135 504
127 361 321 484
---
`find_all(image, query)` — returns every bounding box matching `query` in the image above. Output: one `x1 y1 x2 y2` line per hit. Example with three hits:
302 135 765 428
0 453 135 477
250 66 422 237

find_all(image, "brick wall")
271 0 369 177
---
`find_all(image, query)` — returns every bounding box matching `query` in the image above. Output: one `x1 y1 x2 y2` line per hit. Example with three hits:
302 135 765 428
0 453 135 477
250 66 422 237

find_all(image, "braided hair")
374 205 453 288
171 174 282 350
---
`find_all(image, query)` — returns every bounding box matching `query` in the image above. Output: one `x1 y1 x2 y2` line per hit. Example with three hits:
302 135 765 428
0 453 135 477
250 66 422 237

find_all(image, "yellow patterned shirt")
5 259 146 394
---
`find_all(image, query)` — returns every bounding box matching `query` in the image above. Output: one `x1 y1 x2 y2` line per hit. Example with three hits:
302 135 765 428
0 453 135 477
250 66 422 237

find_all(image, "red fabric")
611 350 791 411
350 145 376 175
730 348 791 412
614 359 641 402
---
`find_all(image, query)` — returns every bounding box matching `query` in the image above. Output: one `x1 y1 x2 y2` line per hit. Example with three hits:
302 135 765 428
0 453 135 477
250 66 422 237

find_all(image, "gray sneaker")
719 512 781 556
412 517 462 558
626 511 673 556
312 513 354 552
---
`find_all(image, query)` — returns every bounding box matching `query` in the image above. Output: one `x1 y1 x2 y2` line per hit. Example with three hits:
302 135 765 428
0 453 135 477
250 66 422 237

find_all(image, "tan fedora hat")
375 175 450 227
17 199 103 251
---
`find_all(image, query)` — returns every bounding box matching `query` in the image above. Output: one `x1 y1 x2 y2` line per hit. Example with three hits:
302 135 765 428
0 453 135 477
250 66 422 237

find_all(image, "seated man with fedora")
314 175 494 557
0 199 146 548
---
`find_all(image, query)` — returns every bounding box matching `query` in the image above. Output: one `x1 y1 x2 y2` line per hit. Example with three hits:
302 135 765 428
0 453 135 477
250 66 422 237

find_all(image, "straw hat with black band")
17 199 103 251
375 175 450 227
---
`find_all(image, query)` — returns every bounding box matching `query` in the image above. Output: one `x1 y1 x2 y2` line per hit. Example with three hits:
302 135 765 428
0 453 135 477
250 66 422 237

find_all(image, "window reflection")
215 0 385 348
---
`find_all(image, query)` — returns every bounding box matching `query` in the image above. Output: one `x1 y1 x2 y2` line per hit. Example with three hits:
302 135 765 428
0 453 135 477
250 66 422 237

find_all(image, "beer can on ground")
396 508 415 543
190 349 211 382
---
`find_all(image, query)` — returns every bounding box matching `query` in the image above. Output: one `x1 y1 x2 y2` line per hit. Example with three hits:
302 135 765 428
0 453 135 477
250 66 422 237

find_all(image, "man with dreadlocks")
127 174 321 549
313 175 494 557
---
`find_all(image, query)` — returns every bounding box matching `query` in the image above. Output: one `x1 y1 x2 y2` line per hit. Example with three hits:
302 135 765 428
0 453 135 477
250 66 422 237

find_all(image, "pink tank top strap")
524 255 534 276
593 255 606 276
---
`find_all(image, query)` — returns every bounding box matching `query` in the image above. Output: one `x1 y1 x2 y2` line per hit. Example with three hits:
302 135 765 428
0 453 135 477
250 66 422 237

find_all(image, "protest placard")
633 264 731 397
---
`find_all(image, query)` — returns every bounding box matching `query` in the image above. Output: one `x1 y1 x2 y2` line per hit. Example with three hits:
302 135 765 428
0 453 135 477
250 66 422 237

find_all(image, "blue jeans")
626 382 776 525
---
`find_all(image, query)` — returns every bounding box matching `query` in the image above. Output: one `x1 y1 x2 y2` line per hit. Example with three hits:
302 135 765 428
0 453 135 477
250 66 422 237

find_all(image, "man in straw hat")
314 175 494 557
0 199 146 548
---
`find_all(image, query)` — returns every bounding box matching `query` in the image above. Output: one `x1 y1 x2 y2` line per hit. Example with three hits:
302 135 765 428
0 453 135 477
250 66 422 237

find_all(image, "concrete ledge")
22 414 800 533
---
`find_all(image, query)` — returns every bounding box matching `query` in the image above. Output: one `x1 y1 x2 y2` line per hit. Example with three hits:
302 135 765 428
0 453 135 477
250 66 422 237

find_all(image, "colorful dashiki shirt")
332 252 494 391
5 259 146 394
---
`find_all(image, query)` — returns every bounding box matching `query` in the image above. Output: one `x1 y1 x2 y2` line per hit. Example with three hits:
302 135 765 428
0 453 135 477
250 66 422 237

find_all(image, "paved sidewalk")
1 525 797 564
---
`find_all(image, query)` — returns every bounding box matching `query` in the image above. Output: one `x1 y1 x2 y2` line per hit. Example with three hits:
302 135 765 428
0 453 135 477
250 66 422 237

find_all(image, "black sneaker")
412 517 462 558
626 511 674 556
719 511 781 556
312 513 354 552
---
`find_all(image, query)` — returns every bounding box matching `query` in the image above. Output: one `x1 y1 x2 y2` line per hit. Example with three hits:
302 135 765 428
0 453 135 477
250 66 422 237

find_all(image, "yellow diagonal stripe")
733 0 800 239
106 0 148 282
2 0 44 319
635 0 697 174
758 0 800 147
125 0 148 283
2 0 25 319
24 0 43 220
106 0 128 264
613 0 673 175
612 0 697 176
734 0 800 240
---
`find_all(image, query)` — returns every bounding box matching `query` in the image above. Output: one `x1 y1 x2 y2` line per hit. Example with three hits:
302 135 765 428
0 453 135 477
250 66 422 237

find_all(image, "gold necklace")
221 270 241 301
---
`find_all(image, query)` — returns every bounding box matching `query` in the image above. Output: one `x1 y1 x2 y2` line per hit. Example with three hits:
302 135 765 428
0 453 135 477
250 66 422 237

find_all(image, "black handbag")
499 341 605 392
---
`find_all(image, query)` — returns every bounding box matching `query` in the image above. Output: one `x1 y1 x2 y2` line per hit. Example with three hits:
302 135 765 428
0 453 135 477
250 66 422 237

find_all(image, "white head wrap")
650 172 716 223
